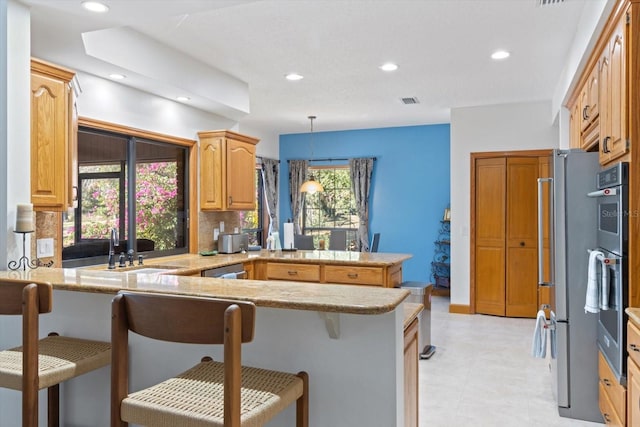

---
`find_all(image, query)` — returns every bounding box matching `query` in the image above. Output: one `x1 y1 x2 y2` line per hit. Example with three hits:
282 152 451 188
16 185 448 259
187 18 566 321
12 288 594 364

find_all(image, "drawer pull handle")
602 378 611 387
630 344 640 352
347 273 358 278
287 270 298 275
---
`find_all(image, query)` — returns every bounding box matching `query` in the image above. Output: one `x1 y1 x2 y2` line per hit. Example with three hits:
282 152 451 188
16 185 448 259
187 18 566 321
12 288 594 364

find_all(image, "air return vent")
538 0 564 6
401 97 419 105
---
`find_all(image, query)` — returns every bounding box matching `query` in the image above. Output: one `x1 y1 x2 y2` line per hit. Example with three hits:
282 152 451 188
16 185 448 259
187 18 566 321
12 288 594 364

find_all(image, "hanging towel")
599 255 610 311
531 310 548 358
585 250 604 313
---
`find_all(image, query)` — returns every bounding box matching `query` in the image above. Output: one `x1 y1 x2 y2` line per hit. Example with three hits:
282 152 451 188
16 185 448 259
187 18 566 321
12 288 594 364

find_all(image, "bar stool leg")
48 384 59 427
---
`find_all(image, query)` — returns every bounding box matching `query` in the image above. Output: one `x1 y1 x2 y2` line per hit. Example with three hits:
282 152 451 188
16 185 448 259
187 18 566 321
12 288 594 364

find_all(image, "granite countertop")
0 264 410 315
627 307 640 325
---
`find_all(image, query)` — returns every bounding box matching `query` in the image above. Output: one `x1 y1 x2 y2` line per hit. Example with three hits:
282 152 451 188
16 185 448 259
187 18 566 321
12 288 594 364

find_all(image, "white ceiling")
20 0 590 135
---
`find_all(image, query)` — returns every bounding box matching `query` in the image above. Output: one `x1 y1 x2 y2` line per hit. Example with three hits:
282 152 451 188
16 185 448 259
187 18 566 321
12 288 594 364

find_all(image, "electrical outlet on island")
37 238 54 258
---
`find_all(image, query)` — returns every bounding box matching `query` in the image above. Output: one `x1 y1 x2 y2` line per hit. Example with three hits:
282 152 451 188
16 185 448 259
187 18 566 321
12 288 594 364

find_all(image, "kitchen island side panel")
0 290 404 427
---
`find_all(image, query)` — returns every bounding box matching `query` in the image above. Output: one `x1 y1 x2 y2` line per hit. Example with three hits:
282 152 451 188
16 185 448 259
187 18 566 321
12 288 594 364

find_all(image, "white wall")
449 101 558 307
4 0 30 267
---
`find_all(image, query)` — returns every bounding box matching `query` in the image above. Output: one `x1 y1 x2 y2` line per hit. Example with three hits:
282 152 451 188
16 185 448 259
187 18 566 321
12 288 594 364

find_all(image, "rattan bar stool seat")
121 360 304 427
0 335 111 391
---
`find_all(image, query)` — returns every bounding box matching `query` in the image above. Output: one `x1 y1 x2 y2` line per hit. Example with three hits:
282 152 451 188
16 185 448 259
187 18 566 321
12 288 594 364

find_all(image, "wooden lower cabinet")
628 356 640 427
404 317 419 427
256 261 402 287
599 351 626 424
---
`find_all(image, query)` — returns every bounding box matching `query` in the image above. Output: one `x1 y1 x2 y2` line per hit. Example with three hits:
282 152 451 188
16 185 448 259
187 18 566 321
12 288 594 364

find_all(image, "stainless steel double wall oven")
589 162 629 382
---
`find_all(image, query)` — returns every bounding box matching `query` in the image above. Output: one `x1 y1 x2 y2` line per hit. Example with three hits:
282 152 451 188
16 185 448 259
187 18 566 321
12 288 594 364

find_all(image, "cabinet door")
474 157 506 316
569 101 581 149
200 136 224 210
587 62 599 122
600 14 628 165
605 17 628 162
31 72 68 209
226 138 256 210
505 158 539 317
629 358 640 427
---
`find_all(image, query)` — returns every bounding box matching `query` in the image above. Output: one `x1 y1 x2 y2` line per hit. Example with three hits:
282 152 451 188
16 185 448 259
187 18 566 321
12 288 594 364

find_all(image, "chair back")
113 292 256 344
294 234 314 250
0 279 52 315
329 230 347 251
369 233 380 253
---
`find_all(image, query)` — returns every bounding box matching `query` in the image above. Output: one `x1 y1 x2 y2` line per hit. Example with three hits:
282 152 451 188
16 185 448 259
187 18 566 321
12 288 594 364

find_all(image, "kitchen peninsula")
0 250 413 426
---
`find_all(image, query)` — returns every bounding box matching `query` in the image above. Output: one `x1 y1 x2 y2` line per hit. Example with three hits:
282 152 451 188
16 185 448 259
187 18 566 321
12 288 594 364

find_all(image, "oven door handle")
537 177 554 286
587 189 616 197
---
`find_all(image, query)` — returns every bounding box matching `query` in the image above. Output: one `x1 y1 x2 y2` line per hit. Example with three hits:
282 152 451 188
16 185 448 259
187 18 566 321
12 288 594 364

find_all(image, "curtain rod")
287 157 377 163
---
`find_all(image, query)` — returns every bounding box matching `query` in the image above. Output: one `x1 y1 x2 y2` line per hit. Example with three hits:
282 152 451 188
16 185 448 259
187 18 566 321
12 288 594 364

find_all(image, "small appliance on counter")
217 233 249 254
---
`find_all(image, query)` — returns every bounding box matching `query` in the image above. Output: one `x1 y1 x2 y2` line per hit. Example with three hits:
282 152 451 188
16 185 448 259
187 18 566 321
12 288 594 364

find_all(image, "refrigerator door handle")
538 177 554 286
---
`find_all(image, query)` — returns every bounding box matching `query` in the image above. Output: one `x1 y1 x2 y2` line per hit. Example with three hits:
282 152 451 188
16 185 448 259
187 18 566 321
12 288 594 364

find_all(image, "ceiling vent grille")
538 0 564 6
401 97 419 105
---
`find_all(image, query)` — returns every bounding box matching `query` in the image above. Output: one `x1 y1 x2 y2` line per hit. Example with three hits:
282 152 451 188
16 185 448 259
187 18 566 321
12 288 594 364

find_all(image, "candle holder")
8 230 38 271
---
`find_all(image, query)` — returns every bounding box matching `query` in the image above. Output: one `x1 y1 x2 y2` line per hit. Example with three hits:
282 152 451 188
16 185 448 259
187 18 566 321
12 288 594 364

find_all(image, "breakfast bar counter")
0 261 411 426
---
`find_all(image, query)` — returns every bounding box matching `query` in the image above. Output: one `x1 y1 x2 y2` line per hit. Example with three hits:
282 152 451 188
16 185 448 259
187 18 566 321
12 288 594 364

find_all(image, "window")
62 126 189 266
303 165 358 249
240 166 266 247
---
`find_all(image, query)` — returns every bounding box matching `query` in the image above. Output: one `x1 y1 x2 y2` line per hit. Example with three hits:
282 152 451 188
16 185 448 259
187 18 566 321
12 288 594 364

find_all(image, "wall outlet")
219 221 224 232
37 238 54 258
213 228 219 241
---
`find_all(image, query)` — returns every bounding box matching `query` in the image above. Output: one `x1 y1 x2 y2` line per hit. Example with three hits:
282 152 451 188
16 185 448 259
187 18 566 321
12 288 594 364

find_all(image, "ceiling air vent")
538 0 564 6
401 97 419 105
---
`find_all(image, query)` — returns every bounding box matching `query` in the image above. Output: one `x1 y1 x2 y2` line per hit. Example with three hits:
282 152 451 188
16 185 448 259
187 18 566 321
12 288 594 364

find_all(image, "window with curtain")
302 165 358 249
239 167 267 246
62 126 189 266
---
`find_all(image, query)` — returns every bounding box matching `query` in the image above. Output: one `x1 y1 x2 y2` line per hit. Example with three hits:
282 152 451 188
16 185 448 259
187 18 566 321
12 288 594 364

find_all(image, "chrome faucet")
108 228 119 269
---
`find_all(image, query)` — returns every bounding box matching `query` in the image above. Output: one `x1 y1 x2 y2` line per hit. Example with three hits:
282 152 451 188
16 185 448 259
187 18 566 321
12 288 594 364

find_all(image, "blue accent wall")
279 124 450 283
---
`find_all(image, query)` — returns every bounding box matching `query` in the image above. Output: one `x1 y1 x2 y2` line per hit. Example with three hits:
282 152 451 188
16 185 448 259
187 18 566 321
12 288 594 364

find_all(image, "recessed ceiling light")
109 73 125 80
176 96 190 102
285 73 304 81
491 50 510 60
379 63 398 72
81 1 110 13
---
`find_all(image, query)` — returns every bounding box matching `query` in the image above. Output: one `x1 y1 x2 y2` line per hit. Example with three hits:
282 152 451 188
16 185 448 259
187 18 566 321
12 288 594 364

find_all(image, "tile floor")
419 296 604 426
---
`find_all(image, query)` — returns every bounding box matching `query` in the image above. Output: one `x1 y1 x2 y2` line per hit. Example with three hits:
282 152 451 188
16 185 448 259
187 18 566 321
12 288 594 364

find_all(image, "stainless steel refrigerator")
537 149 601 422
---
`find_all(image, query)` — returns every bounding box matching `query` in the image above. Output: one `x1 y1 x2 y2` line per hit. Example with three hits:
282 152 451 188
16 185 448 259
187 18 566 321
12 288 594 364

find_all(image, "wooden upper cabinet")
30 58 77 211
599 11 628 165
569 101 582 149
580 62 600 133
198 130 259 211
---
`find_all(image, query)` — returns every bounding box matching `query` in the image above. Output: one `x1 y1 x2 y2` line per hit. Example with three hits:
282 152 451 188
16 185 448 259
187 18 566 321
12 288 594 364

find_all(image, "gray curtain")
261 158 279 234
350 158 374 251
288 160 308 234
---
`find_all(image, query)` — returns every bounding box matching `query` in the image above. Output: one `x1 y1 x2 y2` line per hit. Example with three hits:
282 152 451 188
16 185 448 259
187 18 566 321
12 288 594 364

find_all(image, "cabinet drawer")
266 262 320 282
628 321 640 367
324 265 384 286
598 351 626 420
599 383 624 426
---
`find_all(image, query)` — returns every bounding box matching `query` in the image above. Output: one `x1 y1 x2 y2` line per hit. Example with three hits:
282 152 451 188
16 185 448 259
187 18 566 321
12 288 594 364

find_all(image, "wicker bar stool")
0 279 111 427
111 291 309 427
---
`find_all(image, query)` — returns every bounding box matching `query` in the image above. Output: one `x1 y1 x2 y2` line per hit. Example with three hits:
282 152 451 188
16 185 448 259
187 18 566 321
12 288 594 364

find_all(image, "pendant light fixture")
300 115 324 194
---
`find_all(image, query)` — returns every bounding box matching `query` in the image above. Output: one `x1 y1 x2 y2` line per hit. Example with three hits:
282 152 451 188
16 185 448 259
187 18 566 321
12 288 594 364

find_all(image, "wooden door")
474 157 506 316
505 158 539 317
226 138 256 210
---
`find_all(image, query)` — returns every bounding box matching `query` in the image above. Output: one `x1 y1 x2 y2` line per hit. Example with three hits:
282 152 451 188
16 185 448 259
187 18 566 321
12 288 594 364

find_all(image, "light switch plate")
37 238 54 258
219 221 224 232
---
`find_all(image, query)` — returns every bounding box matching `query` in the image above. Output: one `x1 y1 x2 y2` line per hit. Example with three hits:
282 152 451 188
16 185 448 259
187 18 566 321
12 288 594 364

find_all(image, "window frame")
302 164 358 249
62 118 198 267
